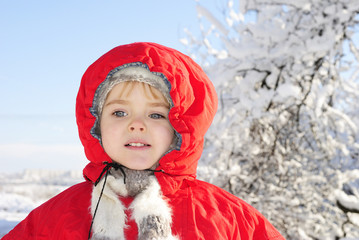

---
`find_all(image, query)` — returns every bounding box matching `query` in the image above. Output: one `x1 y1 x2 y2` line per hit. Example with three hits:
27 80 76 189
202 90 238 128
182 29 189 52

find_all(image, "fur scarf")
90 168 178 240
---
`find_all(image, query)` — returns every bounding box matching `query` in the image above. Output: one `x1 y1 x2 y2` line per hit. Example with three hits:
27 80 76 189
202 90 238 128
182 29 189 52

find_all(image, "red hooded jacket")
3 42 285 240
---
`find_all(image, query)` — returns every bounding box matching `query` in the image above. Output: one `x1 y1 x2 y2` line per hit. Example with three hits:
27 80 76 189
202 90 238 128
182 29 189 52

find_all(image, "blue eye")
149 113 165 119
113 111 127 117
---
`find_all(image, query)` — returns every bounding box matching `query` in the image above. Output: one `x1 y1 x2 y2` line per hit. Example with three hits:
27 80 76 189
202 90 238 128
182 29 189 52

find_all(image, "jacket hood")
76 42 218 184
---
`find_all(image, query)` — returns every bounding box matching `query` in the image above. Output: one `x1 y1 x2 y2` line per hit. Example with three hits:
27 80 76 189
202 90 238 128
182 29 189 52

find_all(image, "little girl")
3 42 285 239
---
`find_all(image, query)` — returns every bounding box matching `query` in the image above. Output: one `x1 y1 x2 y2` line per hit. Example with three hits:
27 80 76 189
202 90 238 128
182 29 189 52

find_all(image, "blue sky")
0 0 222 172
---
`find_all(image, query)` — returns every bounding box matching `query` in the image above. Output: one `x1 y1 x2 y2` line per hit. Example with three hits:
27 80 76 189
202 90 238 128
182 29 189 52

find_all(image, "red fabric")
3 42 285 239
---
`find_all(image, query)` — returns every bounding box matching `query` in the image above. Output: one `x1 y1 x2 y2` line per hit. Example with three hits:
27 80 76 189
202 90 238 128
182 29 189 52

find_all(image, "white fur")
91 175 127 239
130 176 172 221
90 175 178 240
130 176 178 240
107 174 128 197
112 66 162 81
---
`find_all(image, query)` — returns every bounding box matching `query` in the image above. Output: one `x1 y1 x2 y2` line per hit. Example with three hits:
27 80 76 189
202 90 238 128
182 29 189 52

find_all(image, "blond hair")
111 81 169 108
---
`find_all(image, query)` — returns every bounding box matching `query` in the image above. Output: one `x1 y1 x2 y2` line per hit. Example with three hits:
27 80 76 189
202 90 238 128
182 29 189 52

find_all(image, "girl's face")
100 82 174 170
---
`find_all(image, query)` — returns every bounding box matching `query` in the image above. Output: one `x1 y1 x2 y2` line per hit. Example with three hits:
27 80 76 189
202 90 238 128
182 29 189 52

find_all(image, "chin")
122 163 154 171
113 158 159 171
130 162 159 171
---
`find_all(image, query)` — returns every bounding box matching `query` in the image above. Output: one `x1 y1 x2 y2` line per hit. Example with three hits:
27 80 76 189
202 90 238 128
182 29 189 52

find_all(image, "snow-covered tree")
183 0 359 239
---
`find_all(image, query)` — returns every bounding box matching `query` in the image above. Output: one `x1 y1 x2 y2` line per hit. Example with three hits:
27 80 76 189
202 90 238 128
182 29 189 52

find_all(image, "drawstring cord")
94 161 125 186
88 162 164 239
88 162 124 239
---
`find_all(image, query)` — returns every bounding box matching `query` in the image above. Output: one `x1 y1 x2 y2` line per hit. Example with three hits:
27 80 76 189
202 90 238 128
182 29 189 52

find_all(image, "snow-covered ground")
0 169 83 237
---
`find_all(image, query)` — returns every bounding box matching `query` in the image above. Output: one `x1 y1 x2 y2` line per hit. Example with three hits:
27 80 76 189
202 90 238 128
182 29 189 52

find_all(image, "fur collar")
90 169 178 239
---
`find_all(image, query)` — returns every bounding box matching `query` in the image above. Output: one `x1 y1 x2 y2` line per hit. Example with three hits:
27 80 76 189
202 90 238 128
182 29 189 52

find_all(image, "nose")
128 119 146 132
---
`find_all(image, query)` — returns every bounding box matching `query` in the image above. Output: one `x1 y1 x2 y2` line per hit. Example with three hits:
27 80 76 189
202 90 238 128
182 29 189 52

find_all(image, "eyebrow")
148 102 169 108
105 100 169 108
104 99 129 107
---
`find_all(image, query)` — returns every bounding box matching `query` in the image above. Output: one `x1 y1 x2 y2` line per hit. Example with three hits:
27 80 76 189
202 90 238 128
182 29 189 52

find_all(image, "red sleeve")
2 209 38 239
1 181 93 240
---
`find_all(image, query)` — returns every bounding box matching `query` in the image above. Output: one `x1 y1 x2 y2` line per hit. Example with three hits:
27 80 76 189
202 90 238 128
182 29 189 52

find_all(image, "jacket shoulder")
2 181 93 240
187 179 285 240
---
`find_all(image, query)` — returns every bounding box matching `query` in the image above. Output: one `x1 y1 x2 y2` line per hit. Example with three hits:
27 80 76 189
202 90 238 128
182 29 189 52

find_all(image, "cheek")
100 129 111 152
159 124 175 146
100 121 120 147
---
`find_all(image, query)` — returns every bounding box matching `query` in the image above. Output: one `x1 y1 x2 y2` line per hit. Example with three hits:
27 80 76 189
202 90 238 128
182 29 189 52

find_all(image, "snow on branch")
186 0 359 238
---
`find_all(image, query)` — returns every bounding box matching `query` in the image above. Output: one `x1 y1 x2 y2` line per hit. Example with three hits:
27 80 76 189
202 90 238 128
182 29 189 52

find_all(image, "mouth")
125 142 151 147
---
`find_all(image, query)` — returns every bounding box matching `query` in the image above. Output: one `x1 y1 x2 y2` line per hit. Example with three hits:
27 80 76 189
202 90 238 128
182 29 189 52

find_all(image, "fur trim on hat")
90 169 178 240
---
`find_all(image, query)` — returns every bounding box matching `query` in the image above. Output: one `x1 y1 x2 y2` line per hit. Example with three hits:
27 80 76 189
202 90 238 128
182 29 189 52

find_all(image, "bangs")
117 81 169 107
